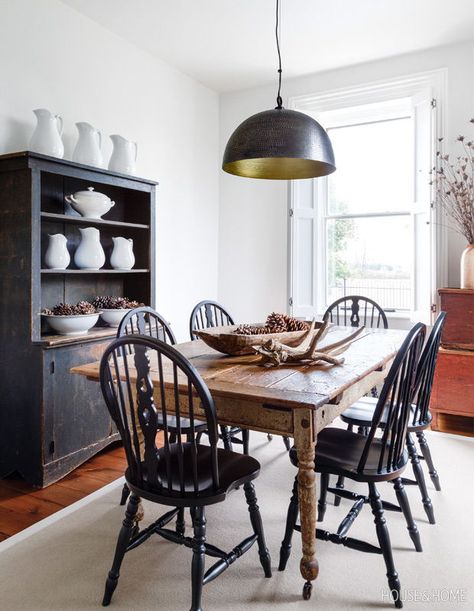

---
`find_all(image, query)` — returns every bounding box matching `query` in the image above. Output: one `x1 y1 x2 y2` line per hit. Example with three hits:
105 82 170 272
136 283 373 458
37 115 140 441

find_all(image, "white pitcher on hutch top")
108 135 137 175
72 122 104 167
74 227 105 270
29 108 64 158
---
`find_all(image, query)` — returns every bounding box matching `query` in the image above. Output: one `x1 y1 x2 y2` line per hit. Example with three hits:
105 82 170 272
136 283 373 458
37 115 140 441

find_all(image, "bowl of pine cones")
195 312 325 355
41 301 99 336
92 296 143 327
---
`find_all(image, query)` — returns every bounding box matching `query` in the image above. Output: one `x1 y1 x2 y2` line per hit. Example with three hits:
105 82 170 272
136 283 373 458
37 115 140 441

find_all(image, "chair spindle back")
100 335 220 496
323 296 388 329
189 300 235 340
411 312 447 427
358 323 426 475
117 306 176 345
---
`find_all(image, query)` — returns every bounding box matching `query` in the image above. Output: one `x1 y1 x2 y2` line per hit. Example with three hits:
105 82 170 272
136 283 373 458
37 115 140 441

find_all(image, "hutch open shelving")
0 151 157 486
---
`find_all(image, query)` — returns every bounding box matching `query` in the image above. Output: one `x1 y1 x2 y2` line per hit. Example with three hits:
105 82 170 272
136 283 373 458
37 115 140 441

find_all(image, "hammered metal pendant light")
222 0 336 180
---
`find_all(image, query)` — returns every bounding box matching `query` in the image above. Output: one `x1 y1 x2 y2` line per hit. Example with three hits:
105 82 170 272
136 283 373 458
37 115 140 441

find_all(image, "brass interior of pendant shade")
223 157 336 180
222 108 336 180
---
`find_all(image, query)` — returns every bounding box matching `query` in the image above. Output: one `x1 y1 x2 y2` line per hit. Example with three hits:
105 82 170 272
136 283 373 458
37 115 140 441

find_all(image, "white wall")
219 40 474 324
0 0 220 341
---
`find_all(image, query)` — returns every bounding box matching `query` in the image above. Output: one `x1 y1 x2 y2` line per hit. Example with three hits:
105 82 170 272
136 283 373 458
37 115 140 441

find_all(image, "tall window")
324 101 414 312
289 74 444 324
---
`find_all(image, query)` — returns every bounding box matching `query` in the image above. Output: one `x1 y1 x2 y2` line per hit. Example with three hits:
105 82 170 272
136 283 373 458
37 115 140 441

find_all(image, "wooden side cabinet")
430 289 474 436
0 151 157 486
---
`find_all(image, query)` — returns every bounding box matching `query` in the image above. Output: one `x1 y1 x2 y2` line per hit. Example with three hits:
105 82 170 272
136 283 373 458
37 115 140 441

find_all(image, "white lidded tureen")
65 186 115 219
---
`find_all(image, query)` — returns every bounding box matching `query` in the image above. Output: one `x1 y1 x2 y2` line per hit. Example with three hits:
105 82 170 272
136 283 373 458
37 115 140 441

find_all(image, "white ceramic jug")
45 234 70 269
110 237 135 270
72 122 104 167
74 227 105 270
108 135 137 175
29 108 64 158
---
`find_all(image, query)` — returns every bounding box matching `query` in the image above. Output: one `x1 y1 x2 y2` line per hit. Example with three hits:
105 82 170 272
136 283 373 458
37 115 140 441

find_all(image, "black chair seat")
340 397 432 432
127 443 261 506
289 427 408 482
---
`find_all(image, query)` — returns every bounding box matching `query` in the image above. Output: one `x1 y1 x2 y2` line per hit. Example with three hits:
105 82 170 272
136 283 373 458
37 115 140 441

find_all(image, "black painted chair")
189 300 235 340
190 300 251 454
100 335 271 610
117 305 177 345
117 306 207 506
336 312 447 523
324 296 389 503
190 300 291 453
278 323 426 608
323 295 389 330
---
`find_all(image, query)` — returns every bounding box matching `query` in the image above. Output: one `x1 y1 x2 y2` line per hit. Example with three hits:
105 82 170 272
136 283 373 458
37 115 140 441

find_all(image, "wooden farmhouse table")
71 325 407 600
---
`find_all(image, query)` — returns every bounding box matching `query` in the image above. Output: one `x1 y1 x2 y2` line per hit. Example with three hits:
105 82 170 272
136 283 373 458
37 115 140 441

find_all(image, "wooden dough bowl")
195 322 327 356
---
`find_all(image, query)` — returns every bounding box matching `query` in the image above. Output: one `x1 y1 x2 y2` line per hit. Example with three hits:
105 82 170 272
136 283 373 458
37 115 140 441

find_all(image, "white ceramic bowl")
42 313 99 336
99 308 129 327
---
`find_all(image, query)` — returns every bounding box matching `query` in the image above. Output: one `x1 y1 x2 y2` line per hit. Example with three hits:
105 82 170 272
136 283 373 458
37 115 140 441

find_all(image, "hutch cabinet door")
42 339 117 472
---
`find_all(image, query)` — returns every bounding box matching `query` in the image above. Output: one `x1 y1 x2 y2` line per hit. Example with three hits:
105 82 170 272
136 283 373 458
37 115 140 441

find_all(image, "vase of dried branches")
431 118 474 290
461 244 474 289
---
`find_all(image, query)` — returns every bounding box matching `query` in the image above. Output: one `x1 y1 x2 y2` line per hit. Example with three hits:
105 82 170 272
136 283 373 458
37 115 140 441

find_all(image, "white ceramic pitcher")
45 234 70 269
108 135 137 175
110 237 135 270
72 122 104 167
74 227 105 270
29 108 64 158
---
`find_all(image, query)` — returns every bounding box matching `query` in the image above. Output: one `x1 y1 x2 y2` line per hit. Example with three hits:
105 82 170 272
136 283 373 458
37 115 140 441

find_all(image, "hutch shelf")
0 151 157 486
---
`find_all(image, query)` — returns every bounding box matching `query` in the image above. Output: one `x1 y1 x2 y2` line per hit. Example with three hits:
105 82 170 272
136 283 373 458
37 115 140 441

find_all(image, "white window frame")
287 69 448 325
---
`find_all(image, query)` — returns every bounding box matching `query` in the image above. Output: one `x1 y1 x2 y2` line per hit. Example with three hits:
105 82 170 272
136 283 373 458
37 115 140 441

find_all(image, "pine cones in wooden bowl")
195 313 323 356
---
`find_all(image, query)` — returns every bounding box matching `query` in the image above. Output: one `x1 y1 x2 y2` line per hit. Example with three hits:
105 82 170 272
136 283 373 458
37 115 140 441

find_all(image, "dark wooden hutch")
0 151 157 487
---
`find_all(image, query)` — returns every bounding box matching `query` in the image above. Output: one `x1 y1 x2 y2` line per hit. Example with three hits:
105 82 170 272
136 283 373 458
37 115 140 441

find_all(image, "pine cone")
52 303 75 316
266 311 286 331
75 300 96 315
92 295 116 309
282 314 309 331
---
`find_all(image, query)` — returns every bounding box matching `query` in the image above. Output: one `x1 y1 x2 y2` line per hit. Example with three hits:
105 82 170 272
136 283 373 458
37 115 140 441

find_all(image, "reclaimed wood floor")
0 443 127 542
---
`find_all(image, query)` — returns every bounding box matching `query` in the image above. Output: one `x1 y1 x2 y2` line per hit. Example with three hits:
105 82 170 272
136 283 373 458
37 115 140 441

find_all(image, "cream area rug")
0 431 472 611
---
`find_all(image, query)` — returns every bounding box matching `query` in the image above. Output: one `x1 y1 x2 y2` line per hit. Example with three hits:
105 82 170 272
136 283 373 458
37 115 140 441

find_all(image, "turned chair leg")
176 507 185 537
318 473 329 522
220 425 232 451
278 476 298 571
119 483 130 506
244 482 272 577
368 483 402 609
102 494 140 606
334 475 345 506
190 506 206 611
283 436 291 451
407 433 435 524
393 478 422 552
416 431 441 491
242 429 250 455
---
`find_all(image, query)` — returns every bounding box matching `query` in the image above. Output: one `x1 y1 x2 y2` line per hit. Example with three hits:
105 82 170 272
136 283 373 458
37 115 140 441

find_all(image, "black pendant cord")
275 0 283 109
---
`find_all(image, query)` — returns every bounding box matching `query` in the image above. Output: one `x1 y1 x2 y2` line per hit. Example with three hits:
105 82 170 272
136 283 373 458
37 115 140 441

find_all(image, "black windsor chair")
278 322 426 608
323 295 389 504
100 335 271 610
190 299 291 453
116 307 207 509
336 312 446 523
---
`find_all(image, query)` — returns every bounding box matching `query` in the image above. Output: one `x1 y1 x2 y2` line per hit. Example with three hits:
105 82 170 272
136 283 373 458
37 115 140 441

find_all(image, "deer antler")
252 321 364 368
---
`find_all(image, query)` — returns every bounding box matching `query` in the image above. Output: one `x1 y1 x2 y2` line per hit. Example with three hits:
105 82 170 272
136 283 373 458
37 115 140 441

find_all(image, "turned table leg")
294 409 318 600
